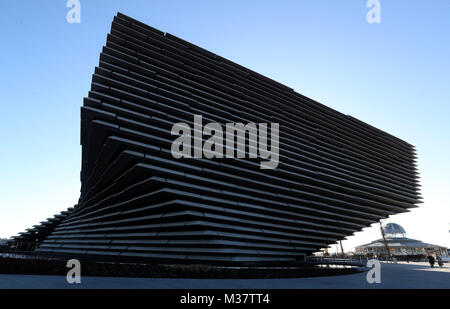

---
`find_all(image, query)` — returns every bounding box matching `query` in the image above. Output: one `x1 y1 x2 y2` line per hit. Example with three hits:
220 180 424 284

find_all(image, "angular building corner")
11 12 421 265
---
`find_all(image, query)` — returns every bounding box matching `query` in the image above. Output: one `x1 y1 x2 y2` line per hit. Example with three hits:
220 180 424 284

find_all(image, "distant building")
355 223 448 258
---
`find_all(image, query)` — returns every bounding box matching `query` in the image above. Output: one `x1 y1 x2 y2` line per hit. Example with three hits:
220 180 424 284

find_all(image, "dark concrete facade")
12 13 420 265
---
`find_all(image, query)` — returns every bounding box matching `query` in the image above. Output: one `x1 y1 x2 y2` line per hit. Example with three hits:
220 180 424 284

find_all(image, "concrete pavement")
0 262 448 289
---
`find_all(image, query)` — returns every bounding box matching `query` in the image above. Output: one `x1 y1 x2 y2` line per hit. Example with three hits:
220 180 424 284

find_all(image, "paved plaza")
0 262 448 289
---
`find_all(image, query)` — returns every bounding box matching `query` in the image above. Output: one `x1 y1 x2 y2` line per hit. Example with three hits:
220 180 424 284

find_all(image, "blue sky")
0 0 449 252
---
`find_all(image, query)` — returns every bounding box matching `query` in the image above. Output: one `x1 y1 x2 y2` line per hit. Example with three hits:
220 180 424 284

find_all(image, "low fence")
306 256 428 267
1 242 41 252
306 256 369 267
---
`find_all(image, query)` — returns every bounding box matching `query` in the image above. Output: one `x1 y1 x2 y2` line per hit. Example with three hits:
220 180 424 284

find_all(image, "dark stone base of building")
0 255 361 279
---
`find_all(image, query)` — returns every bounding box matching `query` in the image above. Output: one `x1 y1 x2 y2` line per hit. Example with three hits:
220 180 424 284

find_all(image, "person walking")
427 254 435 268
436 255 444 268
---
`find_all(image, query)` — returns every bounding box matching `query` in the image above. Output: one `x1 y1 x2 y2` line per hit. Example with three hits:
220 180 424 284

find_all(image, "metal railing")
306 256 369 267
2 242 41 252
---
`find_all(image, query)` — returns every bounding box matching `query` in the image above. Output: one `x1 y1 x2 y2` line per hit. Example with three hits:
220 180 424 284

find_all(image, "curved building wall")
35 13 421 264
